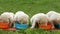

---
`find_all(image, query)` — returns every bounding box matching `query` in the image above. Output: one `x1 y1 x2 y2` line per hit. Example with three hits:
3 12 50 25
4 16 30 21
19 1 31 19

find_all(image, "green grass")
0 28 59 34
0 0 60 34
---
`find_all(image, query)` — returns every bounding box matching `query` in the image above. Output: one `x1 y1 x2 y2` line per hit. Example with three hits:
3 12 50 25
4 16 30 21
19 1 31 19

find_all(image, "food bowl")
0 22 9 29
15 22 28 29
38 23 52 30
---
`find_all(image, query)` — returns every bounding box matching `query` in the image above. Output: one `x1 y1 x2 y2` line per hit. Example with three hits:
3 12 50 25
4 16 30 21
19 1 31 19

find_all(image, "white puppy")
30 13 50 28
46 11 60 28
14 11 29 24
0 12 14 27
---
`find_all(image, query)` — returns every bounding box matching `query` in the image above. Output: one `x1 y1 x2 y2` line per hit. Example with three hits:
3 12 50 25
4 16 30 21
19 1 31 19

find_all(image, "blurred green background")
0 0 60 34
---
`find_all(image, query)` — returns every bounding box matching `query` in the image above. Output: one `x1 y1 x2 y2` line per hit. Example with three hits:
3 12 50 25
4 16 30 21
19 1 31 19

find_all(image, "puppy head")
0 16 9 23
38 17 48 26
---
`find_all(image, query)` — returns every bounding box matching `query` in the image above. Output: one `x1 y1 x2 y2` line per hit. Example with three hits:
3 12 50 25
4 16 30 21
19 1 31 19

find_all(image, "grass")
0 28 59 34
0 0 60 34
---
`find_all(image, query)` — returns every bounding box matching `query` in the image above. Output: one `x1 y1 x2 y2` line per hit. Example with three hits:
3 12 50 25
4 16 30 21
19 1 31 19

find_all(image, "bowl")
15 22 28 29
0 22 9 29
38 23 52 30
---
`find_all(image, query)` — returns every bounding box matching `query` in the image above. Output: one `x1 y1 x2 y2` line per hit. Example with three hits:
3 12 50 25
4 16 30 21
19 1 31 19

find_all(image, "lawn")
0 0 60 34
